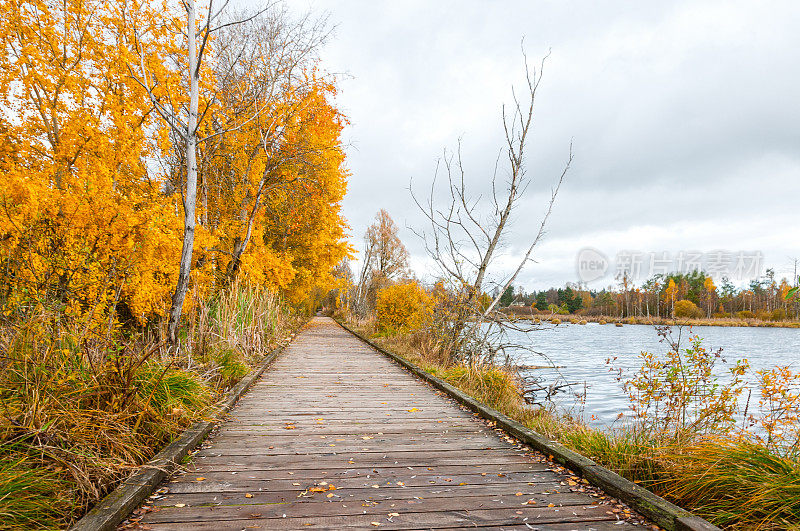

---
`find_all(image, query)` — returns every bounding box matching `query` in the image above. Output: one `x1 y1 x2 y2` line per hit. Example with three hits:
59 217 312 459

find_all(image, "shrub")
737 310 755 319
376 282 433 334
771 309 787 321
612 326 749 439
674 300 703 318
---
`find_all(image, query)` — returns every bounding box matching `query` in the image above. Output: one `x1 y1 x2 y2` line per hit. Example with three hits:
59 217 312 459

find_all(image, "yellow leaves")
376 281 434 334
0 1 350 332
195 477 206 482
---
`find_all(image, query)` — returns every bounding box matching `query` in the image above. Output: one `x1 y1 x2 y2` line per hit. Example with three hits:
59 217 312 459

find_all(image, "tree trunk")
167 0 199 345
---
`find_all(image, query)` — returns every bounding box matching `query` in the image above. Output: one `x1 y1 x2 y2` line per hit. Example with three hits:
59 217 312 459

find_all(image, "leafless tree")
412 52 572 364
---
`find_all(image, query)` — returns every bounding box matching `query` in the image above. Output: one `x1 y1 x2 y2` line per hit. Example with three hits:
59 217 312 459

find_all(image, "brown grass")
0 281 300 529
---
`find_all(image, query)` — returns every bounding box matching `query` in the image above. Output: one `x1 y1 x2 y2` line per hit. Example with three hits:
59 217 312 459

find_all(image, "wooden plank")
136 506 624 529
143 496 613 523
151 484 590 507
129 317 651 530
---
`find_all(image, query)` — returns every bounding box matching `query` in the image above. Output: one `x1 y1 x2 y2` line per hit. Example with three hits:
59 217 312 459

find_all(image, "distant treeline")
497 269 799 321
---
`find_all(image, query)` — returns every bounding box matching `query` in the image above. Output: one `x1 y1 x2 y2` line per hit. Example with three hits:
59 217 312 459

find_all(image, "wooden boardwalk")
132 317 645 530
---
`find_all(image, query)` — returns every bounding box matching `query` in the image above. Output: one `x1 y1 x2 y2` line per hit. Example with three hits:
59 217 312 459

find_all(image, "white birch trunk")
168 0 199 344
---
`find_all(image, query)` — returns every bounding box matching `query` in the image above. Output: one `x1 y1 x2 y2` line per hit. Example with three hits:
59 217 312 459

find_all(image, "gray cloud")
286 0 800 289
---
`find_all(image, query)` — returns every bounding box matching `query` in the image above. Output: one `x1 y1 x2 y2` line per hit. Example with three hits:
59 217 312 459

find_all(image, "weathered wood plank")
129 317 649 530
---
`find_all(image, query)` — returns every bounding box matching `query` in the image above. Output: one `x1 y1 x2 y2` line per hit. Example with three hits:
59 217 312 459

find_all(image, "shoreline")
504 312 800 329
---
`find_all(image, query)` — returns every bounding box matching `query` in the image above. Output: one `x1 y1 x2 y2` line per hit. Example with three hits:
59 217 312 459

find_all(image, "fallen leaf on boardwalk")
245 493 253 498
458 482 467 486
481 473 487 476
195 477 206 481
407 408 420 412
249 513 262 518
174 504 186 508
326 493 334 498
361 436 373 440
515 492 524 496
525 500 537 505
292 483 301 486
547 503 555 508
388 512 400 517
371 485 380 488
284 425 296 430
371 523 381 527
567 480 578 486
396 482 404 486
497 473 505 477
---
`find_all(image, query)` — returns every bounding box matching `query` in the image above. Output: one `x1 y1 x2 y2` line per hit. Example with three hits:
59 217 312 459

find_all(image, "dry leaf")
195 477 206 482
245 493 253 498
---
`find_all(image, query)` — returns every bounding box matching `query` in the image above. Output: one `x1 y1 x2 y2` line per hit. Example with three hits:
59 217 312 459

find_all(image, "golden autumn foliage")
0 0 185 325
0 0 350 326
201 73 351 302
673 299 703 319
376 281 433 334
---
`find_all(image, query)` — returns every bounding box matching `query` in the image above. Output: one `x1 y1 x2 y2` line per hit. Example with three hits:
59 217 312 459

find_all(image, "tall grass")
0 281 298 529
191 281 298 388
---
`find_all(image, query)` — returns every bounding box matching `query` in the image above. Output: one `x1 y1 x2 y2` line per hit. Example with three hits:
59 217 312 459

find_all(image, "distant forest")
498 269 799 320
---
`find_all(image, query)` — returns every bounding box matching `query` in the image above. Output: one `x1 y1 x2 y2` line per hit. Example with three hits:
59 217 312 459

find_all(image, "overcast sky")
288 0 800 291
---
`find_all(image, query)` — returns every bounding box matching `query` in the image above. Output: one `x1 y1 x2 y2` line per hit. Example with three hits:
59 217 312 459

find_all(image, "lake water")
509 323 800 428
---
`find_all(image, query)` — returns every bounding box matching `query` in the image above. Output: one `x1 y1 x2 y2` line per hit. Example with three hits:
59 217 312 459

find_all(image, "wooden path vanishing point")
130 317 648 530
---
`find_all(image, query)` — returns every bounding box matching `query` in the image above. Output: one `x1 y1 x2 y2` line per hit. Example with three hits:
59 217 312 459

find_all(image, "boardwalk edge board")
69 340 291 531
335 319 721 531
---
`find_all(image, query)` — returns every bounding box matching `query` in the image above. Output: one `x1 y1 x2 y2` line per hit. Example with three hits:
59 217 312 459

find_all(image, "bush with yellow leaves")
674 299 704 319
376 282 433 334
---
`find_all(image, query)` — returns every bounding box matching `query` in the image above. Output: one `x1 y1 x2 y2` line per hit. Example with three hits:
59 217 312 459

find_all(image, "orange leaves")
0 0 350 329
0 0 184 326
753 366 800 453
